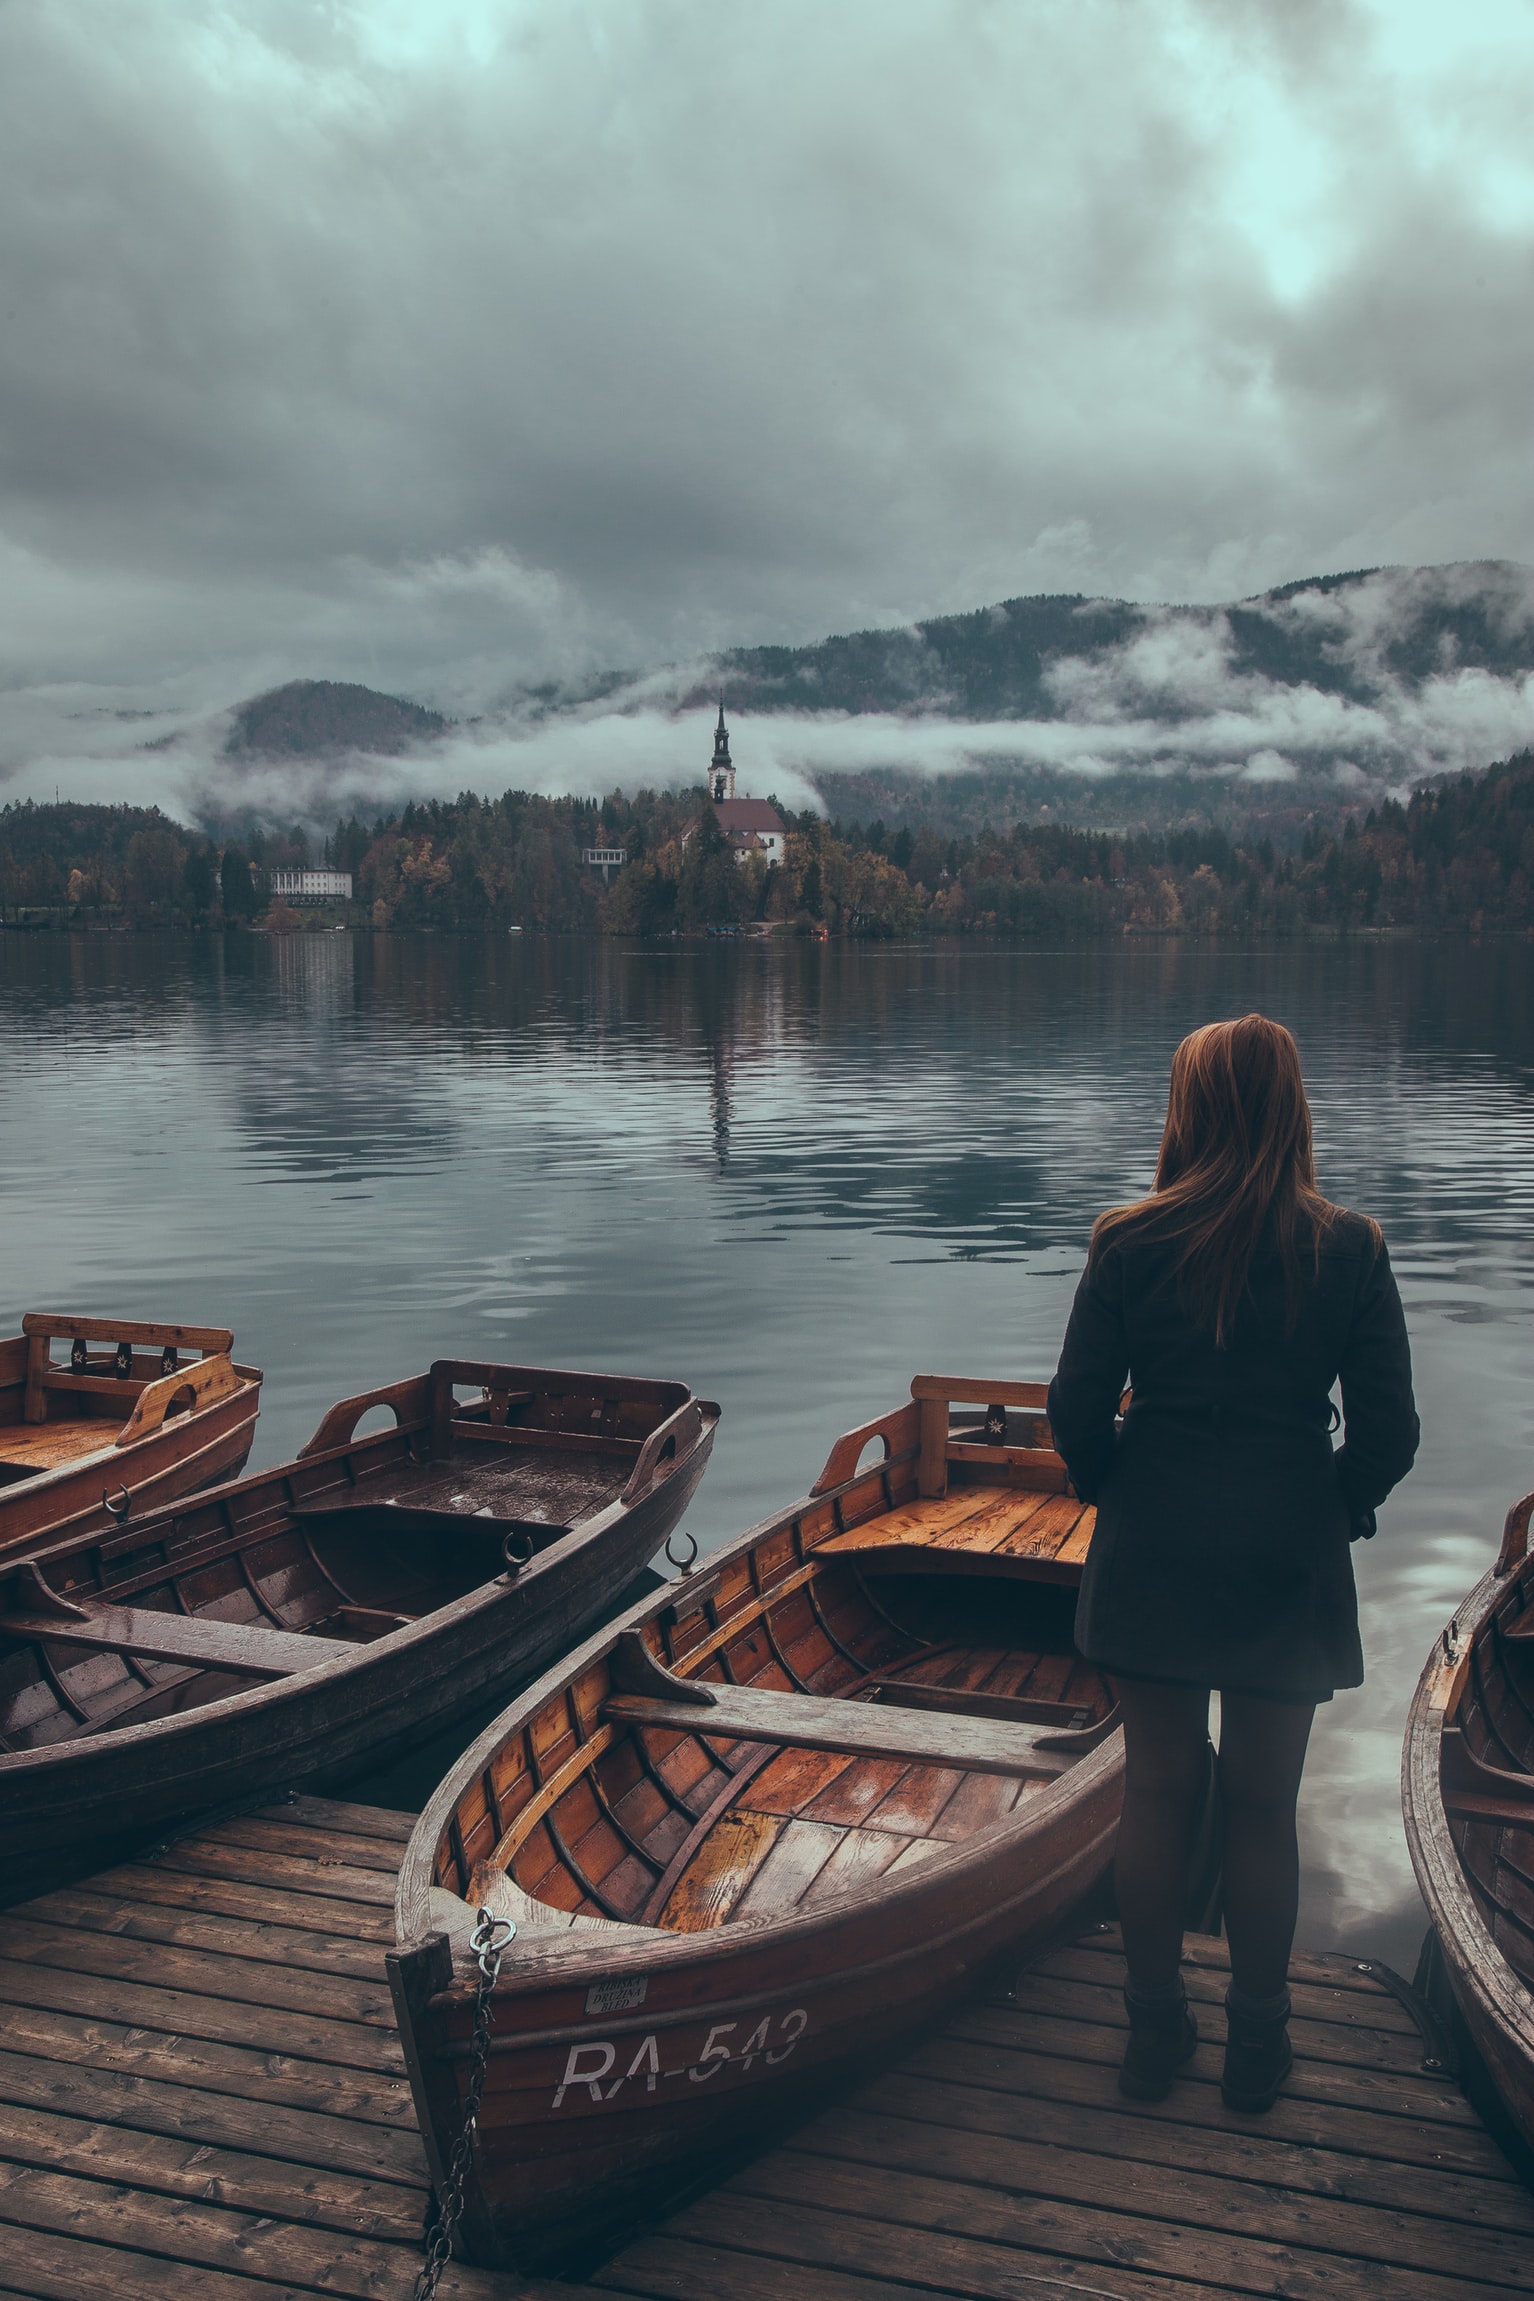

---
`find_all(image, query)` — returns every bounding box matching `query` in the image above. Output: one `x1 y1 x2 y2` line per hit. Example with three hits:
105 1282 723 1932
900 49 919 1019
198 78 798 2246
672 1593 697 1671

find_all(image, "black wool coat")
1047 1208 1419 1704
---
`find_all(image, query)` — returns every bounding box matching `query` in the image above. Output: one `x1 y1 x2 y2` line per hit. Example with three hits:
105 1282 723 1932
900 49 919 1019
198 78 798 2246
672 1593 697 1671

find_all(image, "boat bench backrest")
16 1315 236 1426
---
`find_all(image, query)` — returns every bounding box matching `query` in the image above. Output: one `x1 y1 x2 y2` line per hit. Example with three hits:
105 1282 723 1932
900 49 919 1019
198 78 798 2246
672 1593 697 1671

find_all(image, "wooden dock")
0 1794 527 2301
0 1801 1530 2301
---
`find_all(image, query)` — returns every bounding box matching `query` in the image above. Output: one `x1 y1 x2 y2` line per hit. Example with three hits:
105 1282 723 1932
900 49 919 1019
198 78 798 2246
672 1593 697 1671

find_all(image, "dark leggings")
1114 1678 1315 2000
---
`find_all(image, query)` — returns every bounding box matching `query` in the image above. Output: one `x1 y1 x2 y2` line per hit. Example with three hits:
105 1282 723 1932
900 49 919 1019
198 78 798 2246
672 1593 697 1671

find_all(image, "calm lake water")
4 930 1533 1966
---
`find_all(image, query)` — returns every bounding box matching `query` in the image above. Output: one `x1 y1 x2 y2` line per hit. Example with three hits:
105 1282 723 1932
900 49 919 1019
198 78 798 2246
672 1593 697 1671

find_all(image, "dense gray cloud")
3 0 1534 798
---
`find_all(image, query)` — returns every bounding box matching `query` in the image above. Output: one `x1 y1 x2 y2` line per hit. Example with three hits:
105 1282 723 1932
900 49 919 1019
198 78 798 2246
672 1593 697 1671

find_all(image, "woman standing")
1048 1016 1418 2113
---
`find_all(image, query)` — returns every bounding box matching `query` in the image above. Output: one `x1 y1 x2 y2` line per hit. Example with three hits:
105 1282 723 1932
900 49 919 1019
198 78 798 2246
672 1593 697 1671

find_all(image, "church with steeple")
696 704 786 866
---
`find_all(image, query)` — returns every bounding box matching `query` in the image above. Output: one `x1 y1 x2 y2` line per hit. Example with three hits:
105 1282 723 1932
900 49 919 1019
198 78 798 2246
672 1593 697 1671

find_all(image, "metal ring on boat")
501 1528 536 1575
102 1485 131 1524
665 1529 698 1574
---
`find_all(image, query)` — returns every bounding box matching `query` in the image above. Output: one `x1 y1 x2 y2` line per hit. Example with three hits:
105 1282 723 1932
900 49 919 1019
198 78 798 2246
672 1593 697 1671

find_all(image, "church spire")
710 701 735 803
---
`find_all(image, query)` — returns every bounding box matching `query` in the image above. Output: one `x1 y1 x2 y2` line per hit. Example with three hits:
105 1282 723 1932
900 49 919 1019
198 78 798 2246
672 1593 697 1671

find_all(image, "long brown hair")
1091 1015 1341 1343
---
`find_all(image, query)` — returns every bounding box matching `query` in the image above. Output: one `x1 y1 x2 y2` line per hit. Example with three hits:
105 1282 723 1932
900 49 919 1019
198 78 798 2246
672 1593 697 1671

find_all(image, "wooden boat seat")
816 1482 1096 1580
0 1598 360 1679
0 1419 120 1474
601 1681 1078 1779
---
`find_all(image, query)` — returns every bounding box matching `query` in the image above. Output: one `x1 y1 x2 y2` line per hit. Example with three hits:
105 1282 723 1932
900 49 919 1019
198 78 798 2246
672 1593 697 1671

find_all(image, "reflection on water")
4 930 1534 1963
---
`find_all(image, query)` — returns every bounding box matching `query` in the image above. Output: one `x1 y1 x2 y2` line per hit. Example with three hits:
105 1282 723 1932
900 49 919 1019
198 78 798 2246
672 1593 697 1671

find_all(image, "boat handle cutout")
665 1529 698 1574
102 1485 131 1524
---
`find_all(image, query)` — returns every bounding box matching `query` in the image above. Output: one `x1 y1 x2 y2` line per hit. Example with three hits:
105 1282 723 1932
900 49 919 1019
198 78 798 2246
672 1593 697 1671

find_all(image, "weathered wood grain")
0 2046 427 2185
602 1684 1073 1778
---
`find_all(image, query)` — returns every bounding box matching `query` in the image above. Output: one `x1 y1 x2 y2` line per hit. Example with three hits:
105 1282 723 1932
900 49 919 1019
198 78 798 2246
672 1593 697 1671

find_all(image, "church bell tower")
710 702 735 804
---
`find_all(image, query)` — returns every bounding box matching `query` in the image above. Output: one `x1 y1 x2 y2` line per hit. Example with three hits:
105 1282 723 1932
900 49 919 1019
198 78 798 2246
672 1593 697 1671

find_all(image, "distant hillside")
687 561 1534 720
226 680 447 758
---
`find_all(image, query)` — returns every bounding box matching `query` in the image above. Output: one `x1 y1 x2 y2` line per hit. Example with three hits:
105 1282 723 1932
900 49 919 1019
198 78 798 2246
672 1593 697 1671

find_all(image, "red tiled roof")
712 799 784 832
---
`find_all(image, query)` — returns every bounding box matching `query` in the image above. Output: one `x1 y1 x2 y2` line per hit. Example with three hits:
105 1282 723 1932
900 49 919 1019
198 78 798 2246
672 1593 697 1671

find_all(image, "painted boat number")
553 2008 810 2108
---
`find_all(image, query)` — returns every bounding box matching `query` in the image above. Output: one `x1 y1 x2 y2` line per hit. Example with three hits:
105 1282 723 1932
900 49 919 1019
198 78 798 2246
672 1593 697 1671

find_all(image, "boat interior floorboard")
0 1804 1526 2299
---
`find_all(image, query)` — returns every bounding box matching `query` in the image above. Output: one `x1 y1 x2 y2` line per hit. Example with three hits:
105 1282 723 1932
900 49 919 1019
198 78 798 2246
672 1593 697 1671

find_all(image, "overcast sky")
4 0 1534 793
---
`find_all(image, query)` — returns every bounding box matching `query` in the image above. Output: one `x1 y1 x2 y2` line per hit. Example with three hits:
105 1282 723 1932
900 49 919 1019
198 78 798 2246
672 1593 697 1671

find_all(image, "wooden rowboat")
0 1314 262 1558
390 1375 1123 2274
0 1357 716 1905
1403 1488 1534 2153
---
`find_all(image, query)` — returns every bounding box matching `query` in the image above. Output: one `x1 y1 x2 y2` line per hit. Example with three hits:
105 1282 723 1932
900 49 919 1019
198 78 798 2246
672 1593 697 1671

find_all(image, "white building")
269 869 353 903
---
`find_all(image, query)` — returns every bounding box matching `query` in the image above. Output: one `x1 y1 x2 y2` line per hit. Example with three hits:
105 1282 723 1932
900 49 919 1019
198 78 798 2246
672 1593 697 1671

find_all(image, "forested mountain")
226 681 448 757
688 561 1534 720
211 564 1534 842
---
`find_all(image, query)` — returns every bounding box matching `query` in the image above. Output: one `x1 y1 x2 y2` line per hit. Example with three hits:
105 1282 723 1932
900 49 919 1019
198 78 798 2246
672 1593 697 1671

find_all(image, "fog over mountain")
8 561 1534 843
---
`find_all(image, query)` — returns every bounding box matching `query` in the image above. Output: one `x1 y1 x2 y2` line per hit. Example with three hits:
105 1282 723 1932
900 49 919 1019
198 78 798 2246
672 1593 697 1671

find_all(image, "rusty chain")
413 1906 515 2301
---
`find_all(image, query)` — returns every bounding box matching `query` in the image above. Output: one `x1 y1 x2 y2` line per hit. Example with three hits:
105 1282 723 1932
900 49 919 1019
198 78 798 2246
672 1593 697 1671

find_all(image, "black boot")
1118 1981 1198 2100
1222 1984 1293 2112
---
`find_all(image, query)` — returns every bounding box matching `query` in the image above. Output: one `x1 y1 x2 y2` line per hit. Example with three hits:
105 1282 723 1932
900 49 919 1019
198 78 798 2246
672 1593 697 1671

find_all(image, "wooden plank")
660 1811 783 1932
742 1745 856 1819
902 2033 1518 2183
1053 1508 1096 1568
728 2150 1525 2301
595 2232 953 2301
1065 1923 1430 2002
871 1681 1094 1727
0 1917 397 2029
22 1315 234 1353
0 2167 515 2301
994 1497 1087 1556
0 2001 416 2128
604 1686 1073 1779
146 1839 399 1907
800 1756 914 1828
797 1826 908 1909
195 1814 406 1874
0 1604 356 1678
0 2222 313 2301
910 1375 1051 1408
0 2045 427 2185
733 1819 844 1920
10 1885 395 1982
1004 1969 1431 2074
916 1394 947 1498
262 1795 415 1843
926 1490 1056 1555
817 1485 1011 1554
85 1861 397 1941
0 1960 407 2081
0 2097 423 2238
859 2068 1534 2235
946 2003 1483 2127
1031 1943 1419 2039
646 2190 1245 2301
0 1422 119 1473
795 2104 1534 2290
487 1723 620 1869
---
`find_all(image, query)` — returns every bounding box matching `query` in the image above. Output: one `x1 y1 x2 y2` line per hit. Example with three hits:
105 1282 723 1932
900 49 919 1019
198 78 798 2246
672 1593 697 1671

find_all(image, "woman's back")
1045 1014 1419 2117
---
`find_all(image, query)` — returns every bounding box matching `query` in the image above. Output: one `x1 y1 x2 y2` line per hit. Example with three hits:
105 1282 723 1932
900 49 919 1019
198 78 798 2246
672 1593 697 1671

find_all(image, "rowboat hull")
392 1375 1124 2273
0 1316 262 1558
1402 1496 1534 2155
0 1361 716 1904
